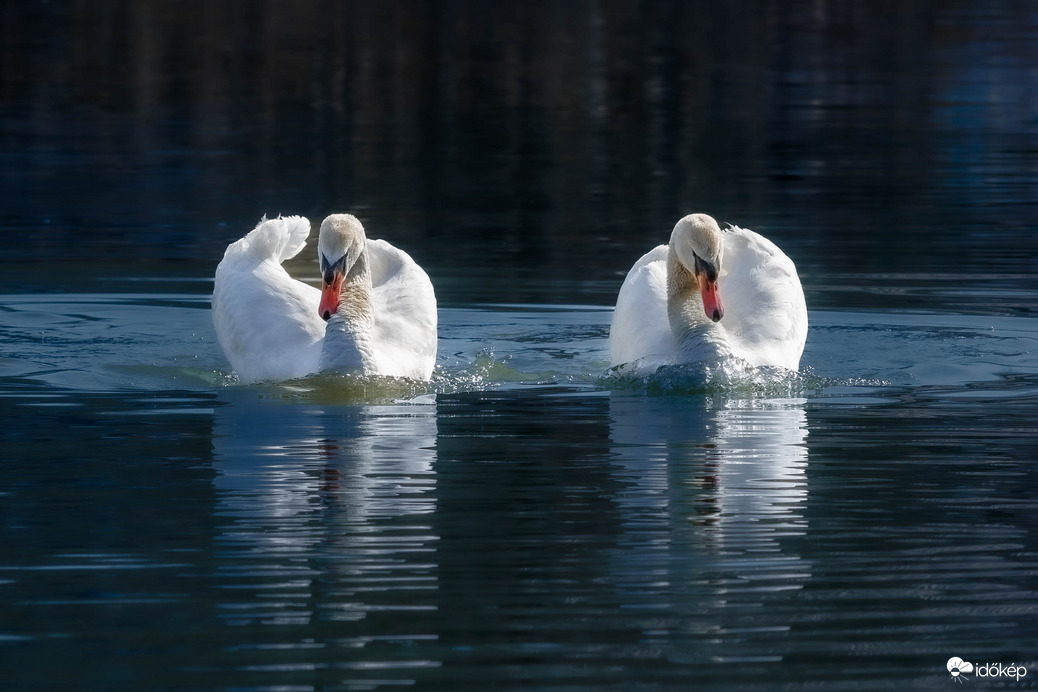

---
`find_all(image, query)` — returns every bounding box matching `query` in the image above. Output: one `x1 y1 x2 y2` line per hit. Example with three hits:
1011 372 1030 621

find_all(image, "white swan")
212 213 437 383
609 213 807 373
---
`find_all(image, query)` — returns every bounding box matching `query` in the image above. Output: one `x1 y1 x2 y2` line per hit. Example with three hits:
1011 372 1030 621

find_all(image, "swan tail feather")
221 215 312 266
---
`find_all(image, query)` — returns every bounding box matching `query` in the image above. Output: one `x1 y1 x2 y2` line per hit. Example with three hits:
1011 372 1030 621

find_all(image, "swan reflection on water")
607 393 811 652
608 395 809 539
208 384 810 675
211 387 439 629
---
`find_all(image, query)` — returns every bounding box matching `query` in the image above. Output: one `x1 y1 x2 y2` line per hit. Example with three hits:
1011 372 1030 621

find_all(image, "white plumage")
212 215 437 383
610 214 807 373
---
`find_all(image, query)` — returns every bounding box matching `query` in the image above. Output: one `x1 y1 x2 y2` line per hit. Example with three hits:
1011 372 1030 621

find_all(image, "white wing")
720 226 808 370
609 244 674 368
212 216 324 383
367 239 438 380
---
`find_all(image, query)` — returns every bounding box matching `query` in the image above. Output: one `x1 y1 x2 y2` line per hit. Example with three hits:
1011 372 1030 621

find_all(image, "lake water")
2 2 1038 690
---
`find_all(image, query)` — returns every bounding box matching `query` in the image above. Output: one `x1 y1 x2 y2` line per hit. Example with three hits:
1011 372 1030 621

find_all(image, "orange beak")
698 273 724 322
319 272 344 321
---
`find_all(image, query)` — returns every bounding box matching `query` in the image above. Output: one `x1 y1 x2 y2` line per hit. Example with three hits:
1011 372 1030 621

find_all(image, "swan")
609 213 807 373
212 213 437 383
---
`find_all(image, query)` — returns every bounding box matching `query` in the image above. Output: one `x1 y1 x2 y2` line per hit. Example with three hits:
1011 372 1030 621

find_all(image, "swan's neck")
320 252 376 374
667 249 730 363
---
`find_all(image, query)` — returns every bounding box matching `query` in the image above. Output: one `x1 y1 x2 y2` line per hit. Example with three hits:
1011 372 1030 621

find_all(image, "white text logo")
947 657 1028 683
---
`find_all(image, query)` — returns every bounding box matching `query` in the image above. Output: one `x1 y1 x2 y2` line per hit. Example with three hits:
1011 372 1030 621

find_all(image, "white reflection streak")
713 399 809 544
608 394 811 605
209 391 440 679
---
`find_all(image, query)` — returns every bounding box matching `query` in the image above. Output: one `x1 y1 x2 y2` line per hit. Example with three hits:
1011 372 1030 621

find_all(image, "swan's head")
317 213 367 320
670 213 724 322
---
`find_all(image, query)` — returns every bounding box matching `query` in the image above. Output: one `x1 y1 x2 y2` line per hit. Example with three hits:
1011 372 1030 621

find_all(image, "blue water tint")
3 1 1038 689
2 290 1038 690
0 292 225 390
5 291 1035 401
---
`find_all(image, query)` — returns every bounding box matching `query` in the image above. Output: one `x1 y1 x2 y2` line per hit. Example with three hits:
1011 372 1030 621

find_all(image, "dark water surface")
2 2 1038 690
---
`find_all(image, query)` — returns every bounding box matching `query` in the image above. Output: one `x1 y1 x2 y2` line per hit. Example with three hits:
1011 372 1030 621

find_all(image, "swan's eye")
321 254 348 284
693 254 718 282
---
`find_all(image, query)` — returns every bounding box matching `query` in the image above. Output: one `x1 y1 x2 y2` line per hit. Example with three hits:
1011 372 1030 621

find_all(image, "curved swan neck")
667 249 704 333
320 251 376 374
666 248 729 362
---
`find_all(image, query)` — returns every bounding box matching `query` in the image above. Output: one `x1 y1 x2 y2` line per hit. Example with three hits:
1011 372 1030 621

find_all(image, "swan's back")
366 239 438 380
213 216 324 382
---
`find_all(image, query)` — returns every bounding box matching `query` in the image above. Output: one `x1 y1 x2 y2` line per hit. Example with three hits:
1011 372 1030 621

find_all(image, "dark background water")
2 2 1038 691
3 0 1036 307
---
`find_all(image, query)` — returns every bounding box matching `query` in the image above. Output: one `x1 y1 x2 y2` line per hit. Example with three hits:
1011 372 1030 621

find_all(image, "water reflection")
206 387 812 683
431 389 625 686
609 394 808 546
608 394 810 661
210 389 441 684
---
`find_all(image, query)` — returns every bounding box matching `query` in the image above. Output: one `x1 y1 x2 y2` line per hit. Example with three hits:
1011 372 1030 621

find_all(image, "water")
2 1 1038 690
